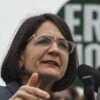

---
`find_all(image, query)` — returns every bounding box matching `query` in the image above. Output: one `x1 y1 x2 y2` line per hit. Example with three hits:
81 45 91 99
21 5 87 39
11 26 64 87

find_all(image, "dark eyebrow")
35 34 66 41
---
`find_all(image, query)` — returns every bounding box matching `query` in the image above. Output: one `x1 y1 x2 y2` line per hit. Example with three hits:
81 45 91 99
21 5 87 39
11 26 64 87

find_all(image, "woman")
0 13 78 100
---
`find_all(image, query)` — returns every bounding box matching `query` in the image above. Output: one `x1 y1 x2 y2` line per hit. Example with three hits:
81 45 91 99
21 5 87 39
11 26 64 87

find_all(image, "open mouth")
41 60 60 67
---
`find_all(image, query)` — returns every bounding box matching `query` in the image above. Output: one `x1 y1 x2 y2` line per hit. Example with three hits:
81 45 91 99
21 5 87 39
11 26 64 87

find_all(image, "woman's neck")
36 75 55 93
22 73 56 93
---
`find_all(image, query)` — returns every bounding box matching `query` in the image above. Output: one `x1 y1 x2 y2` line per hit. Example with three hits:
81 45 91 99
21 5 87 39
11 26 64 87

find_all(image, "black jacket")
0 81 20 100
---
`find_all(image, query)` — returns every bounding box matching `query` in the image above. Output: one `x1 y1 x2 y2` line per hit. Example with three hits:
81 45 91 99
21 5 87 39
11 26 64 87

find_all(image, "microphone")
77 64 100 92
81 75 95 100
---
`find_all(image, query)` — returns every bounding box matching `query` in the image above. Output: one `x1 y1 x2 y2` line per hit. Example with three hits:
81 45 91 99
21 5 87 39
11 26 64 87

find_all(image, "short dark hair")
1 13 78 92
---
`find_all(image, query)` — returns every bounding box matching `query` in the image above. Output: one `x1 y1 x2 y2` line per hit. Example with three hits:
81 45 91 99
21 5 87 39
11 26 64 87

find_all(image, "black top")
0 81 20 100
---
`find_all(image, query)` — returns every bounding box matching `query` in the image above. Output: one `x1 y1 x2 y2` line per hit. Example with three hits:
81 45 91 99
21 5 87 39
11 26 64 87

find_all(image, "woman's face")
20 21 69 80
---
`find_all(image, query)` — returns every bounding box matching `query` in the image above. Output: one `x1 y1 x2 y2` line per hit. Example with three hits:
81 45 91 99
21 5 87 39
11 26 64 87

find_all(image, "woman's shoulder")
0 81 21 100
0 85 12 100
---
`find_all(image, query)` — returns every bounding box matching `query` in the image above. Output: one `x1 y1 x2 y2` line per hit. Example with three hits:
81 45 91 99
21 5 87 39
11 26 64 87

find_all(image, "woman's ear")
19 52 24 68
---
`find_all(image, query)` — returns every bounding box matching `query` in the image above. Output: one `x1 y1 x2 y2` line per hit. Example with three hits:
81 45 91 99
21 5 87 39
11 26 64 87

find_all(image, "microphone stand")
97 87 100 100
82 75 95 100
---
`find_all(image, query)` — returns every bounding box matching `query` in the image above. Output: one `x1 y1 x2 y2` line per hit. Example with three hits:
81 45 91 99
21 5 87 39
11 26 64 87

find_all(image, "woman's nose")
48 42 60 56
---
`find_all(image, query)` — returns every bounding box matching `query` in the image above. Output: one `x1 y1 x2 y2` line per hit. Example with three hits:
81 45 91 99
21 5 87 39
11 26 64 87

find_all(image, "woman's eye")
35 37 51 46
58 41 68 51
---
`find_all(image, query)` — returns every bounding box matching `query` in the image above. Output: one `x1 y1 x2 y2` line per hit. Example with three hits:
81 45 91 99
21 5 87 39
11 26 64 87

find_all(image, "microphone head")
77 64 100 92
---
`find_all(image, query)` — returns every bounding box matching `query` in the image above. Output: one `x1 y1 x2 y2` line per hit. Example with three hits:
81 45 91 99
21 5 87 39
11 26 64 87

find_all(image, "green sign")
57 0 100 68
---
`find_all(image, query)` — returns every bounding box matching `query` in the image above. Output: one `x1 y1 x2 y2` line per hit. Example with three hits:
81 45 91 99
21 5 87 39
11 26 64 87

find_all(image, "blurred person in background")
52 85 81 100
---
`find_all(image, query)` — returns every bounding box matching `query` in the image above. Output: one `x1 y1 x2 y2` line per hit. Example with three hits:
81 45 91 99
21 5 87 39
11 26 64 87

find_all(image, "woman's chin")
38 70 62 80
